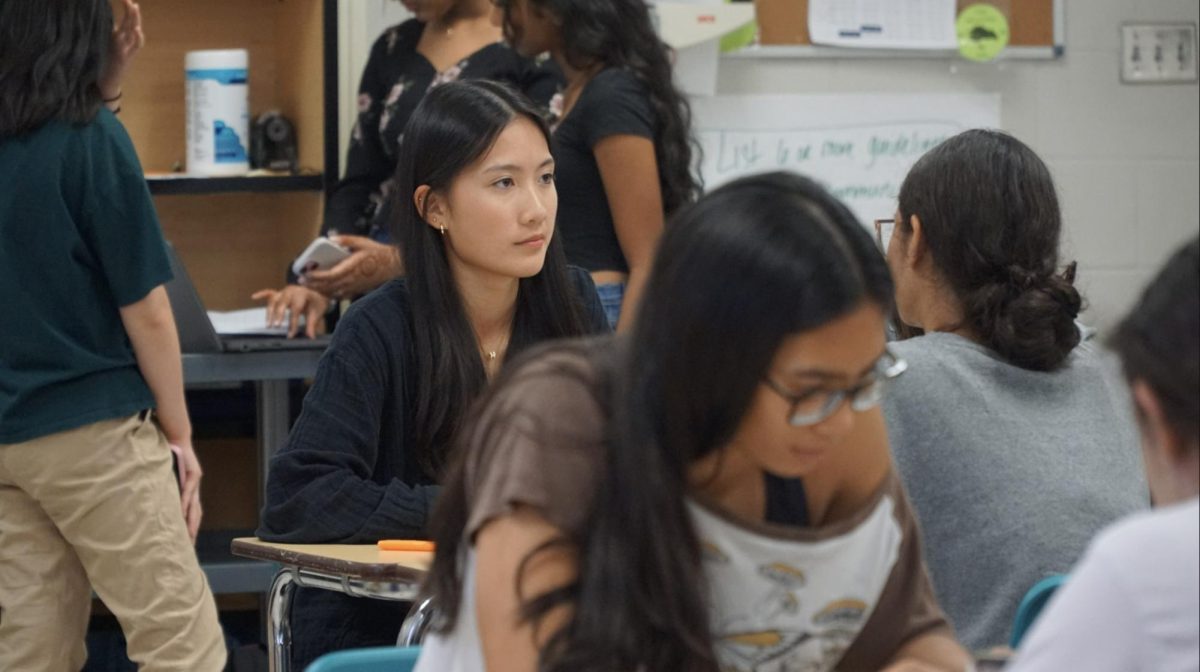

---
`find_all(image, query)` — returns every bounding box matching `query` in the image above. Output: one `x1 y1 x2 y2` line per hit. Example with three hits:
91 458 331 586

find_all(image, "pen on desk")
377 540 436 552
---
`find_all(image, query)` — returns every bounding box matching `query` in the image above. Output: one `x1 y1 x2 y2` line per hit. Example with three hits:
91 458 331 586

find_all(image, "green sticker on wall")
956 4 1010 62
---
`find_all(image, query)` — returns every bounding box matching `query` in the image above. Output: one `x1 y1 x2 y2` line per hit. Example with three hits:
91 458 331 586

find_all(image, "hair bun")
966 265 1083 371
1004 265 1041 290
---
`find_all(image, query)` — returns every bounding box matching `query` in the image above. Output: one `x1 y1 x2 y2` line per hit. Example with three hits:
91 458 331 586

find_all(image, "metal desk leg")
258 381 292 666
256 380 290 504
398 596 436 646
268 568 297 672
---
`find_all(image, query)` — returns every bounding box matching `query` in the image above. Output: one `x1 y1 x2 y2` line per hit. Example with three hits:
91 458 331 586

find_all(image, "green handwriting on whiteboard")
830 182 899 201
866 132 948 168
706 123 957 177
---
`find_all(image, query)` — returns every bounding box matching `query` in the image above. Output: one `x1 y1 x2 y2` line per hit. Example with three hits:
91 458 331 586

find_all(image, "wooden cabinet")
116 0 339 310
109 0 341 599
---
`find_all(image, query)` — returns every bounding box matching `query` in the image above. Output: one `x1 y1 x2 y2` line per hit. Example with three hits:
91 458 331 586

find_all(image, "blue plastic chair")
305 646 421 672
1010 574 1068 648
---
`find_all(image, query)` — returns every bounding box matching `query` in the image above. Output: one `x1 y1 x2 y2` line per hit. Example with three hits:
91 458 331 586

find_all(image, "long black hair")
426 171 894 670
1110 237 1200 448
393 80 590 476
0 0 111 139
898 129 1082 371
496 0 701 215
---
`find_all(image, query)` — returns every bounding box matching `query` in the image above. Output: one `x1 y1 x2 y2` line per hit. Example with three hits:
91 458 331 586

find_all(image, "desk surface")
231 538 432 583
183 350 325 384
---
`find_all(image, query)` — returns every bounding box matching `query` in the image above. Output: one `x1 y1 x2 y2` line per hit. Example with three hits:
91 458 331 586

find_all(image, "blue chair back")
1010 574 1068 648
305 646 421 672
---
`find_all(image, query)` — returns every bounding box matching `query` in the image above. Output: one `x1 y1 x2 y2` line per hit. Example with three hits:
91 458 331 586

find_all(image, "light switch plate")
1121 23 1198 84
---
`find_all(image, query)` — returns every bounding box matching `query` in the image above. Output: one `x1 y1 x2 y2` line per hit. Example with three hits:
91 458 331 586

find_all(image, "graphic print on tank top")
689 495 904 672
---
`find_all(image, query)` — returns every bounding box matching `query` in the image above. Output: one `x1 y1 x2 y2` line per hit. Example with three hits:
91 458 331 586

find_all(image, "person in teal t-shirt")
0 1 225 669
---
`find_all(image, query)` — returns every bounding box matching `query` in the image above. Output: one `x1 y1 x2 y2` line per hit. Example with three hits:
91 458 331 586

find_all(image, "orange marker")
377 539 435 552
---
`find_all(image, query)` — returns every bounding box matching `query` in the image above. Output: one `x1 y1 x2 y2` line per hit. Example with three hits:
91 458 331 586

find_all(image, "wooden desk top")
231 537 431 582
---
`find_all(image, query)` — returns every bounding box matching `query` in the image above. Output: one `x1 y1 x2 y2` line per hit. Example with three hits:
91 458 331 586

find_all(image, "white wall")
715 0 1199 329
339 0 1199 329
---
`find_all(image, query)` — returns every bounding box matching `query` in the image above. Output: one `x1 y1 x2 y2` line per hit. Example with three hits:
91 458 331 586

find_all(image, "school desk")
231 537 432 672
184 350 324 594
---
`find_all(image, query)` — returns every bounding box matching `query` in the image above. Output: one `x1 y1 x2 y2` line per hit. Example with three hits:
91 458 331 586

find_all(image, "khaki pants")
0 413 226 671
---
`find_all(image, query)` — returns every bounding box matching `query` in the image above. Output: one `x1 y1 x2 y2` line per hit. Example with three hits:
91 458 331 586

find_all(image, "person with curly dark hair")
492 0 703 330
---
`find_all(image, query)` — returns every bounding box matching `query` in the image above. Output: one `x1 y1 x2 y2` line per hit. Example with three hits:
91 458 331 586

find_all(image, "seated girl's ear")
413 185 448 231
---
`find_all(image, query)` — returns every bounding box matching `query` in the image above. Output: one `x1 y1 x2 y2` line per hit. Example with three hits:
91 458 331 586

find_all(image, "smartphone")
291 237 350 276
169 443 184 491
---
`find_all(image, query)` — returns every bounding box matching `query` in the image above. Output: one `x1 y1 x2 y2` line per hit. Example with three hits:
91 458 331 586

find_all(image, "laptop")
164 244 331 354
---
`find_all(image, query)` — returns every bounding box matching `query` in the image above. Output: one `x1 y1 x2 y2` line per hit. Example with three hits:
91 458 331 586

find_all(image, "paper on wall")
654 1 757 97
654 1 757 50
808 0 957 50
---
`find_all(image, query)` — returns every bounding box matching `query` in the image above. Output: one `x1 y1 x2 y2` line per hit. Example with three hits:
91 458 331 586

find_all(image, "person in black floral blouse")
253 0 560 338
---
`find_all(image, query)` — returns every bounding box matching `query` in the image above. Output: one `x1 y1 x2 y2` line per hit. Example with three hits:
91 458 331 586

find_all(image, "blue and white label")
212 120 248 163
186 71 249 175
185 68 248 85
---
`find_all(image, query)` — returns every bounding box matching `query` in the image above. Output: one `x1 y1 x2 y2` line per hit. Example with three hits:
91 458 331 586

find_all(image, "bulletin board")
756 0 1057 48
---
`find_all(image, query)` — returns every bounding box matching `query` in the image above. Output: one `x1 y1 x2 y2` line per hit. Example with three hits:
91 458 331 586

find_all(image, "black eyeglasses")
763 349 908 427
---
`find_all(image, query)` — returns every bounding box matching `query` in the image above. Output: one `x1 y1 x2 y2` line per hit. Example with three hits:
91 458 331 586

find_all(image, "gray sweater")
882 332 1149 650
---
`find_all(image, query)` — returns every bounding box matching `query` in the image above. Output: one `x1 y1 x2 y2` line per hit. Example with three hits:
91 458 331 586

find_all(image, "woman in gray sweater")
878 129 1148 650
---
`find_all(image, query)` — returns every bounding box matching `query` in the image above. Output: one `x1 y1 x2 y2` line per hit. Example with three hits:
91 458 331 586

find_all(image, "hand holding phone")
292 237 350 277
302 235 403 299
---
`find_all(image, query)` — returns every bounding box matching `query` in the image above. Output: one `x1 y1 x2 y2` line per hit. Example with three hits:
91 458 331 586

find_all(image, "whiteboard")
691 94 1001 224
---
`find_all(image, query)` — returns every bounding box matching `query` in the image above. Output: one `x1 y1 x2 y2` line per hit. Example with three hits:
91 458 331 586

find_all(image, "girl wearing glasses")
414 172 971 672
879 129 1148 650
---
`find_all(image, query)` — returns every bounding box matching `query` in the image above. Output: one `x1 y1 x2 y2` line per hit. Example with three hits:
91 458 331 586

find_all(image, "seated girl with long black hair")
256 80 609 669
416 173 972 671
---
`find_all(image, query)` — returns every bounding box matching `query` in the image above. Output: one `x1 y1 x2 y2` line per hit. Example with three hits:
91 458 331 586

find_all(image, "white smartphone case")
291 237 350 276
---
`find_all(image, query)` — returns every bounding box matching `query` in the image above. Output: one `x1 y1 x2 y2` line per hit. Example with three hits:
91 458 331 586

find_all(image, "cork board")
756 0 1055 48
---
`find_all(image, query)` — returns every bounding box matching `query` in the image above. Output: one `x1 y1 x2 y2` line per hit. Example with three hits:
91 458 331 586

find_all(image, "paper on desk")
808 0 957 50
208 307 289 336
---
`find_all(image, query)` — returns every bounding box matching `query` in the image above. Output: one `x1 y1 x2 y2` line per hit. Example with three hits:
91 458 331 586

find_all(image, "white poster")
691 93 1001 224
808 0 958 49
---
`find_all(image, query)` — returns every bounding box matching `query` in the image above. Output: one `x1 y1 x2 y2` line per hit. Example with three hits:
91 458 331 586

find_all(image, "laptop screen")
163 244 226 354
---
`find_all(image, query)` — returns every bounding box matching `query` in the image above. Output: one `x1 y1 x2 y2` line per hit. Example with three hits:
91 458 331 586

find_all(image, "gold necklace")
480 333 508 365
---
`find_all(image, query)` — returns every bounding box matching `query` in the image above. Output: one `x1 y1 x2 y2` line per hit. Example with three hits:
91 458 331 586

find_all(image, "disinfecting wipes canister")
185 49 250 176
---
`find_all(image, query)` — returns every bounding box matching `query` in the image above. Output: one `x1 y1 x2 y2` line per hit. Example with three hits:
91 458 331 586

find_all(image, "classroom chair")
398 596 437 646
305 646 421 672
1009 574 1068 649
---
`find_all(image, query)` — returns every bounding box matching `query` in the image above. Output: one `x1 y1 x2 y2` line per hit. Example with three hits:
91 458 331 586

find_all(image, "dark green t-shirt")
0 109 171 444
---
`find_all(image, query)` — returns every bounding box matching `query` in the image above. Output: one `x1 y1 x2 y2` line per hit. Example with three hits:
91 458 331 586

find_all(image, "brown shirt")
438 340 951 671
